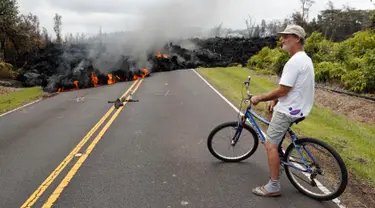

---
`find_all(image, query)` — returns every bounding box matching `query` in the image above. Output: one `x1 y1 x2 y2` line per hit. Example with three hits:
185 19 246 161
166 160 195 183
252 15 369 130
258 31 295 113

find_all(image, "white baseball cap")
277 24 306 39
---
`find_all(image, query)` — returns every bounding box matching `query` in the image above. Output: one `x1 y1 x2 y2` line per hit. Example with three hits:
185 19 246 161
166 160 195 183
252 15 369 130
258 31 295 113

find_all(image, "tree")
253 25 260 37
267 20 283 36
53 13 62 44
16 13 43 50
98 26 102 46
368 10 375 29
209 22 223 37
0 0 19 60
313 2 370 41
42 27 49 44
291 12 305 26
80 33 85 43
64 32 69 43
260 19 267 37
68 33 74 43
244 14 256 37
300 0 315 27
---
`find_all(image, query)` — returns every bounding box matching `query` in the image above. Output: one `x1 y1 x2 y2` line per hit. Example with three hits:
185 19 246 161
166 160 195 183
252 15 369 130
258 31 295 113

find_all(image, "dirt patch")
0 79 23 88
279 135 375 208
304 88 375 208
315 88 375 125
0 86 20 96
338 172 375 208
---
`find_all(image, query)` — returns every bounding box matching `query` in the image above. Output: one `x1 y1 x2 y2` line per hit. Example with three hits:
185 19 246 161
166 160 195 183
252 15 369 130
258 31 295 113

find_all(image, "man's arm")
254 85 292 103
251 61 299 105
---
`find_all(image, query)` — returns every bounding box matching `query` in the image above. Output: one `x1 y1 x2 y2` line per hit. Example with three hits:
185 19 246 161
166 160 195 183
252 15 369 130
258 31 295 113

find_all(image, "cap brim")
277 31 293 35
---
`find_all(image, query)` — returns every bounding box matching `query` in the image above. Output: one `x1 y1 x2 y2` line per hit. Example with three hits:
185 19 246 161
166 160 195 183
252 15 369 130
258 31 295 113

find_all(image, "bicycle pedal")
319 170 324 176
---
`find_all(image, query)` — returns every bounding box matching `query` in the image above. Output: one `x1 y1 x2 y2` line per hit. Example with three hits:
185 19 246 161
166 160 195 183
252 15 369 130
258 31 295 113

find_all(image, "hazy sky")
17 0 374 37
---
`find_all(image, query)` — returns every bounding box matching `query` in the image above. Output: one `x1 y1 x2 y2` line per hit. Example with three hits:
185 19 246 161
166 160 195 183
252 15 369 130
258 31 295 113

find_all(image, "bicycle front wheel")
207 121 259 162
284 138 348 201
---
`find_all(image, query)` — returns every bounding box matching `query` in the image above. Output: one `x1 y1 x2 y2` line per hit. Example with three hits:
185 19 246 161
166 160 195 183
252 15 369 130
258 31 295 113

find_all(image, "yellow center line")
21 79 140 208
42 78 144 208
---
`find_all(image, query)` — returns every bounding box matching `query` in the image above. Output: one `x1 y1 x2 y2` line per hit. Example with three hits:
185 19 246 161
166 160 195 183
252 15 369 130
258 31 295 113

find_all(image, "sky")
17 0 375 38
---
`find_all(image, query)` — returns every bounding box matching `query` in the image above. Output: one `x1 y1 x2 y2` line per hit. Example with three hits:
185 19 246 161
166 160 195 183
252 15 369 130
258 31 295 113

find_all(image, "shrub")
247 29 375 94
305 32 335 63
247 47 289 75
270 48 289 75
314 62 345 82
305 32 325 58
0 61 17 79
342 70 367 93
346 57 365 71
247 47 273 71
344 30 375 57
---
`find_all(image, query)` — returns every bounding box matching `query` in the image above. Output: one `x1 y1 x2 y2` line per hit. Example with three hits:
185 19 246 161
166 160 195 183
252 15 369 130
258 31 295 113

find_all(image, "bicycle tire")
207 121 259 162
284 137 348 201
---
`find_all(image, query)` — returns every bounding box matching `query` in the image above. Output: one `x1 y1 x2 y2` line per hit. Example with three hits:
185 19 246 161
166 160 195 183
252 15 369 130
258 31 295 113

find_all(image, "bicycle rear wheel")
207 121 259 162
284 138 348 201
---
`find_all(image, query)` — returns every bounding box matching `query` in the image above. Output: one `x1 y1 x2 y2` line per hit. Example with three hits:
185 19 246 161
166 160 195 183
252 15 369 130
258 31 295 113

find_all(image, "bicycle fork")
232 114 255 145
231 121 244 146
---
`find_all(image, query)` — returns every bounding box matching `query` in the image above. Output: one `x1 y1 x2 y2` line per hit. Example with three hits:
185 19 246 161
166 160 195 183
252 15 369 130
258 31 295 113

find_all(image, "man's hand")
268 100 278 113
250 95 261 106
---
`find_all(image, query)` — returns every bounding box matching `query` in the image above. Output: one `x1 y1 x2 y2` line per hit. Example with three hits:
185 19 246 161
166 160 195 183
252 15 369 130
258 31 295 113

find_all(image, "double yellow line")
21 78 144 208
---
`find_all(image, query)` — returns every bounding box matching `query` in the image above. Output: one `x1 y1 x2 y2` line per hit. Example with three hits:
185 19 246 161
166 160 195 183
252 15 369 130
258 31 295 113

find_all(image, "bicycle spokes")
285 141 344 198
208 122 258 161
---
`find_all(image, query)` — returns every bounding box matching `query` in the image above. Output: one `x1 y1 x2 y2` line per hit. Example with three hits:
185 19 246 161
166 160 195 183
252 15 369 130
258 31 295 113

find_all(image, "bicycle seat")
288 117 305 128
293 117 305 125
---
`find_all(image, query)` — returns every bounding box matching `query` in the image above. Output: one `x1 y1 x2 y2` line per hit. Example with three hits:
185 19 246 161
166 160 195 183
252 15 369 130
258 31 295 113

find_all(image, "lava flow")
142 68 150 78
108 74 115 85
73 81 79 90
132 74 140 80
57 80 79 93
17 36 278 93
156 52 168 59
91 72 99 87
132 68 150 80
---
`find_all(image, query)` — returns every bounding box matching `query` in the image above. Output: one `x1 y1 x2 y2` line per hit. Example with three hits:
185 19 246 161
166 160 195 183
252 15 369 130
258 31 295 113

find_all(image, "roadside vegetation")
0 86 43 114
247 30 375 94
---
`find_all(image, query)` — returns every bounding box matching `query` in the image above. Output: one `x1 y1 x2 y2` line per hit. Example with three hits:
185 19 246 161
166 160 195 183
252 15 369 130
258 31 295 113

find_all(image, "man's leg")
265 142 280 181
252 111 293 197
266 109 281 180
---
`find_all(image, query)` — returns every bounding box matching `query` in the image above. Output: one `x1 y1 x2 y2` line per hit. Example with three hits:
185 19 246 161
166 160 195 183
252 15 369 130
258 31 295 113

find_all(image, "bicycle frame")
233 77 315 174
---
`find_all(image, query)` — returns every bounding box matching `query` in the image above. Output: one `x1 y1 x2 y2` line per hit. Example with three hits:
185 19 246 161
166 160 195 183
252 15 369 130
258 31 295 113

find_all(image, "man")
250 24 315 197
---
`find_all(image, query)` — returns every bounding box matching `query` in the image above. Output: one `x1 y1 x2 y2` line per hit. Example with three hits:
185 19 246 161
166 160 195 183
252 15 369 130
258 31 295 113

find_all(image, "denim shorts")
266 110 299 145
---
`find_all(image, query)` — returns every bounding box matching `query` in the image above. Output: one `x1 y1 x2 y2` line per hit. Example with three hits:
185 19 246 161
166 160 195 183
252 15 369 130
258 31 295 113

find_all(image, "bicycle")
207 76 348 201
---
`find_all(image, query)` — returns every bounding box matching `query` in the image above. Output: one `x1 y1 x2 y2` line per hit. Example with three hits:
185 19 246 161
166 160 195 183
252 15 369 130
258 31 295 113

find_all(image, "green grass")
197 66 375 187
0 86 43 114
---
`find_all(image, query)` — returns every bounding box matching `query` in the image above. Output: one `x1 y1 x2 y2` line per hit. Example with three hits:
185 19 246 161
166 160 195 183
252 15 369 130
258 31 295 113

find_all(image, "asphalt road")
0 69 339 208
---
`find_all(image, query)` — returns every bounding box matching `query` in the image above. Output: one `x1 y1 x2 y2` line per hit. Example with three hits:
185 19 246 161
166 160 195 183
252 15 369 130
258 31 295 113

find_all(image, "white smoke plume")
90 0 225 73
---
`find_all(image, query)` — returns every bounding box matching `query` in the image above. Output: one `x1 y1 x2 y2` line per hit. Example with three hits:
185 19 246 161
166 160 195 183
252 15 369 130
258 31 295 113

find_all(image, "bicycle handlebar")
243 75 251 87
243 75 253 100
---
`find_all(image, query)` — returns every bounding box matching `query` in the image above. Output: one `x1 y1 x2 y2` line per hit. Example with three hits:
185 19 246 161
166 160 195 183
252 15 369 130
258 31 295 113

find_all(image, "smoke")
17 0 281 93
90 0 225 73
29 0 227 92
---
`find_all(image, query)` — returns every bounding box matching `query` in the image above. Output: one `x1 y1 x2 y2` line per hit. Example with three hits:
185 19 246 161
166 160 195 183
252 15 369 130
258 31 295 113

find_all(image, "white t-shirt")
273 51 315 118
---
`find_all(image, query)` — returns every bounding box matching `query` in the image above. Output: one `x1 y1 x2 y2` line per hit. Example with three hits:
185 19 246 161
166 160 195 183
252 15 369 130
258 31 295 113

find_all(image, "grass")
0 86 43 114
197 66 375 187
